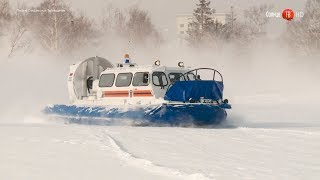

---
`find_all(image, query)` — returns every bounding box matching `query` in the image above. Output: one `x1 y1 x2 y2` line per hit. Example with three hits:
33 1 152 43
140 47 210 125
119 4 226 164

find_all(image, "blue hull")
43 103 230 126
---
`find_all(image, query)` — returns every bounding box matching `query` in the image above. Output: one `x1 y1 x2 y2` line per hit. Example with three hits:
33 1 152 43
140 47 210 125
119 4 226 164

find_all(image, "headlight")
154 60 161 66
178 62 184 67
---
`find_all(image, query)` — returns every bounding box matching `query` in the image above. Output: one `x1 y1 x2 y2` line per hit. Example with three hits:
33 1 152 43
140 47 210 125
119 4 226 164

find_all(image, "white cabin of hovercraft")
67 56 194 105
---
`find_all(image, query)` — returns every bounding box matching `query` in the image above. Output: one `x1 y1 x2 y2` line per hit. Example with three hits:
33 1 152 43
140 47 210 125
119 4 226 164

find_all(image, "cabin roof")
101 65 188 74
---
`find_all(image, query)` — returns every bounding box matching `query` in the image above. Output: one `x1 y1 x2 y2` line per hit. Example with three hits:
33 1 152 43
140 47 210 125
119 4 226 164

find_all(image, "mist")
1 37 319 126
1 0 320 127
2 2 320 180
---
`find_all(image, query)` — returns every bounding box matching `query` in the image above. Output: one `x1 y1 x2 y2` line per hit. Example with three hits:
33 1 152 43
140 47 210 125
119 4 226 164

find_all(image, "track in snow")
95 129 211 180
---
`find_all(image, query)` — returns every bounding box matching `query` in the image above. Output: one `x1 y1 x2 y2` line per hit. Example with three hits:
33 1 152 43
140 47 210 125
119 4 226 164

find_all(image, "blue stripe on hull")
43 104 228 125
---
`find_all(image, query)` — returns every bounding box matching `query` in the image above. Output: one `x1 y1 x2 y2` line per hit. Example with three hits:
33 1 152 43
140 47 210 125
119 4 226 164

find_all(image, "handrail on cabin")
166 68 223 93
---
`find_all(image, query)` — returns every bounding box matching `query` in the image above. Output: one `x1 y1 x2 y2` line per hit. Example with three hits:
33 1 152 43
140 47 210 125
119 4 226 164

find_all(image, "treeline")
286 0 320 55
186 1 272 47
0 0 319 57
0 0 161 57
187 0 320 55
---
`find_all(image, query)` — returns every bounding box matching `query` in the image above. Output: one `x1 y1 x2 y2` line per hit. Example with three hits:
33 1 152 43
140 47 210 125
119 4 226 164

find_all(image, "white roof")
101 65 188 74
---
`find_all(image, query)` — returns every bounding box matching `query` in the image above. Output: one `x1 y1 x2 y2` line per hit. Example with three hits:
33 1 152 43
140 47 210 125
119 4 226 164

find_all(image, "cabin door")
151 72 169 98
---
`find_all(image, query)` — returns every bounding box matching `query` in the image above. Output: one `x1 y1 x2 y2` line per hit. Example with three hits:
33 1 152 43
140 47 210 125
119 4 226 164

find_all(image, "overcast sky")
11 0 308 37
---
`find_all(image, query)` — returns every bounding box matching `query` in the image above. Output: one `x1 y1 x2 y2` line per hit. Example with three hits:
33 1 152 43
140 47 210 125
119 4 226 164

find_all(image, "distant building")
176 13 231 36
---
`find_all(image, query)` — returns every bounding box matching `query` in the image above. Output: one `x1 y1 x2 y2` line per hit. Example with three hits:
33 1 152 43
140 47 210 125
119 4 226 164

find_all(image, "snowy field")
1 54 319 179
1 17 320 178
1 53 320 180
1 102 320 180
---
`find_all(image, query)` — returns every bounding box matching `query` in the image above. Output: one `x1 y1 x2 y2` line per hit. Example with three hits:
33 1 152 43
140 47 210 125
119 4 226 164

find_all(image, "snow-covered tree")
187 0 216 45
193 0 215 32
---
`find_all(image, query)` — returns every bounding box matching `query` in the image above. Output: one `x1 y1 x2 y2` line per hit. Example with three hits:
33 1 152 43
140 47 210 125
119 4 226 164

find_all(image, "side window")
186 73 196 80
99 73 115 87
133 72 149 86
115 73 133 87
168 73 184 83
152 72 168 87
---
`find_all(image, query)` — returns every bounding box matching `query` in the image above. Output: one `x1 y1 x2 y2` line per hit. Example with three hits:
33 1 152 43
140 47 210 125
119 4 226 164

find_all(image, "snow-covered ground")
1 30 320 180
1 102 320 180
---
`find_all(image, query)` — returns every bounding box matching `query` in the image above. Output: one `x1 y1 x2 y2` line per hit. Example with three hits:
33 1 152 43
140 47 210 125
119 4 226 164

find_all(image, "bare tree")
286 0 320 55
101 4 115 34
101 4 126 36
63 13 95 53
26 0 72 52
219 6 245 43
27 0 95 54
125 6 161 46
243 4 272 41
0 0 11 35
100 5 162 47
210 4 272 46
0 0 10 21
6 2 34 57
8 16 27 57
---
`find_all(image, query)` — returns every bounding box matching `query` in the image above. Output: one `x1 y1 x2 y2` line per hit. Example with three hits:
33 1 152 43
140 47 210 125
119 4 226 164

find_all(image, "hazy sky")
11 0 307 37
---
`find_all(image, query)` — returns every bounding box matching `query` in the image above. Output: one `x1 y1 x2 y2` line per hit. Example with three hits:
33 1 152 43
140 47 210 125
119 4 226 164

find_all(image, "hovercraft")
44 55 231 126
